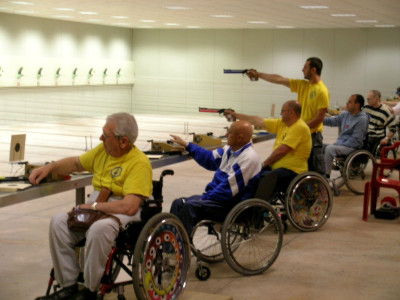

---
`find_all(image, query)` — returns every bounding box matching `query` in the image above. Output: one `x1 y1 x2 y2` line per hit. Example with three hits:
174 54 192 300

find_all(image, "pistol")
223 69 257 81
198 107 235 121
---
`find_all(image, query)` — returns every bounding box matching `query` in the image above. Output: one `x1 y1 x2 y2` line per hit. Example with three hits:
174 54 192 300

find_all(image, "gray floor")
0 116 399 300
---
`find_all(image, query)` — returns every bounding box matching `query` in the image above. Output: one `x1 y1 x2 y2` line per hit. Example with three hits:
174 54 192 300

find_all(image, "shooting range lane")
0 114 230 176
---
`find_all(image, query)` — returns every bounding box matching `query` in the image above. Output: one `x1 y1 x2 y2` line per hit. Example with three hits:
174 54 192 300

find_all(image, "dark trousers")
170 195 229 237
261 167 298 196
309 132 325 175
366 137 381 157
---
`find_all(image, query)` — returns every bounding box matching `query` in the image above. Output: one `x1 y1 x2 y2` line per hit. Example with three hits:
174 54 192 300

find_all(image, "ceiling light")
87 19 103 23
79 11 98 15
137 25 153 28
247 21 267 24
140 20 155 23
355 20 377 23
0 7 11 10
10 1 34 5
211 15 233 18
165 23 179 26
53 15 73 19
300 6 329 9
15 10 36 13
186 26 200 28
331 14 356 17
375 24 395 28
276 25 295 29
113 22 130 26
54 8 74 11
111 16 128 19
165 6 190 10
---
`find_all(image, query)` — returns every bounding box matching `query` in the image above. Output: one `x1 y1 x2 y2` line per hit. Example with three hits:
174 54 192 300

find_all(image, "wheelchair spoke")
191 220 224 263
133 213 190 300
221 199 283 276
344 151 375 195
286 172 332 232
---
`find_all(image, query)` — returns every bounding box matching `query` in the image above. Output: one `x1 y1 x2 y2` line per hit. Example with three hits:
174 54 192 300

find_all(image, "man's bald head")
227 120 254 150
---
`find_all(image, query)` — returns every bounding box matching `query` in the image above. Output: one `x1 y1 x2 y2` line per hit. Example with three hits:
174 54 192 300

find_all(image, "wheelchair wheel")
132 213 190 300
221 199 283 276
191 220 224 263
343 150 376 195
285 172 333 232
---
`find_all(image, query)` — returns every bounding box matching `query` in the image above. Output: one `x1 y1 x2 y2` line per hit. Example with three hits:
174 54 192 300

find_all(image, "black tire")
195 265 211 281
343 150 376 195
221 199 283 276
285 172 333 232
132 213 190 300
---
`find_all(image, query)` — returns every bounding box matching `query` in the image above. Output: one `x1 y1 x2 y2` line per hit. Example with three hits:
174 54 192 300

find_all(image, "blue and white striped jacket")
185 142 262 208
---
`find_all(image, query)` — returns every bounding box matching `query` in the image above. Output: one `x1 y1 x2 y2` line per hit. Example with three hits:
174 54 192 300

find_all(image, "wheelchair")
190 171 332 280
329 140 397 196
42 170 191 300
271 171 333 233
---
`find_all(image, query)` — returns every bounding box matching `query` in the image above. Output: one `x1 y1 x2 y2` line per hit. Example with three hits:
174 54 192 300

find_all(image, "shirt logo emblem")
310 90 317 99
111 167 122 178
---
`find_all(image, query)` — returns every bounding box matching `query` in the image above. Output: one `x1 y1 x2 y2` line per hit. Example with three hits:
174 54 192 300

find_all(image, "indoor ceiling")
0 0 399 29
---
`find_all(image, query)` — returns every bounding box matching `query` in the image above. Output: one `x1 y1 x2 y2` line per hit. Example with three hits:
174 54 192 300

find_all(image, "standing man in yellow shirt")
247 57 329 175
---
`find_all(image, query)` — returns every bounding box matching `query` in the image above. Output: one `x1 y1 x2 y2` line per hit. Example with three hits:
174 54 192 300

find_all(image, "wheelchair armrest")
141 199 162 223
116 221 143 247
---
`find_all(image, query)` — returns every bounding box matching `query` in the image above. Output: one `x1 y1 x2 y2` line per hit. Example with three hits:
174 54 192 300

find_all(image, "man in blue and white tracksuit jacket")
323 94 369 178
169 120 262 236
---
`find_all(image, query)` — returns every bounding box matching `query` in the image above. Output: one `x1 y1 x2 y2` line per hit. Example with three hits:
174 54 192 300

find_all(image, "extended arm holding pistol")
223 69 258 81
198 107 236 121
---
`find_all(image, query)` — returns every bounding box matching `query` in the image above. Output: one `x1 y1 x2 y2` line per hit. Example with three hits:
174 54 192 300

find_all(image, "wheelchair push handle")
161 169 174 178
158 169 174 187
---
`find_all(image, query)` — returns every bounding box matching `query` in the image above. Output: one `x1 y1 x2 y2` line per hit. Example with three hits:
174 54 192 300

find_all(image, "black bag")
67 207 122 232
374 203 400 220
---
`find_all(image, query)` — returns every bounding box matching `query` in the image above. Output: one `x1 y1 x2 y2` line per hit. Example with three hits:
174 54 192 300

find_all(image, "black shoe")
35 284 78 300
70 287 97 300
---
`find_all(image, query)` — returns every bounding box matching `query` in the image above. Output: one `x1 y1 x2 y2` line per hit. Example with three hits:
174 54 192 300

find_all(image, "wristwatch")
91 202 98 210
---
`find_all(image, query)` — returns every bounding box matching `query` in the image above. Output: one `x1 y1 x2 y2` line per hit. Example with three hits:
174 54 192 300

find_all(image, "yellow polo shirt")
264 118 312 174
290 79 329 133
79 144 152 198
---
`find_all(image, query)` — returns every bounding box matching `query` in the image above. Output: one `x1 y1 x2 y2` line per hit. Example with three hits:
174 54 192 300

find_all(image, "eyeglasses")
102 132 123 140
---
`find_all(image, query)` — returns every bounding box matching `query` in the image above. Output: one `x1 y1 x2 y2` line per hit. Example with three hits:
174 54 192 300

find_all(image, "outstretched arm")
29 156 84 185
246 70 290 88
224 110 266 129
169 134 189 147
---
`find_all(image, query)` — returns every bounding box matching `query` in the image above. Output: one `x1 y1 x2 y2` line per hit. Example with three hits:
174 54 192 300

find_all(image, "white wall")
132 28 400 116
0 13 134 125
1 13 399 123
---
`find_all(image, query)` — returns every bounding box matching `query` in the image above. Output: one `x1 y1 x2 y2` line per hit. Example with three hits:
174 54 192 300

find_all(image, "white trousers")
49 192 141 292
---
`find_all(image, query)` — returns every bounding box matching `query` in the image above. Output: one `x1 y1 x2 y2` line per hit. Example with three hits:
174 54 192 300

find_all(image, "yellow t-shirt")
264 118 312 174
289 79 330 133
79 144 152 198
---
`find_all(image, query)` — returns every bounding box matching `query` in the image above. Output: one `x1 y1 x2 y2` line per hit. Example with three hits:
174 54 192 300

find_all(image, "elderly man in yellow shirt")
225 100 312 196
